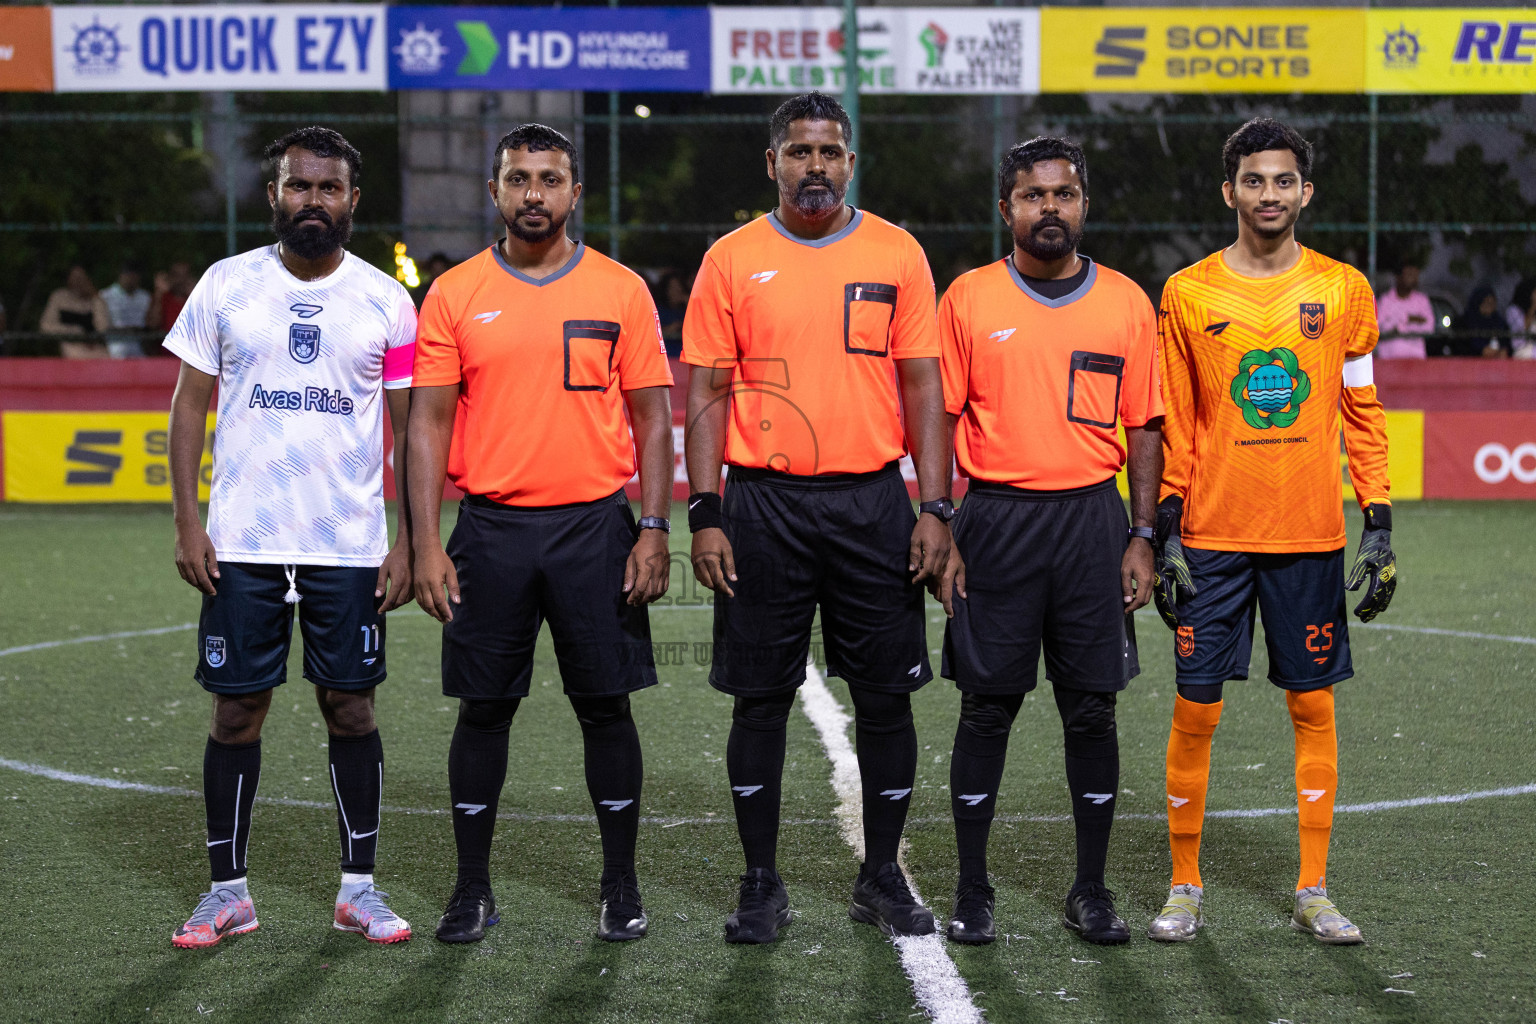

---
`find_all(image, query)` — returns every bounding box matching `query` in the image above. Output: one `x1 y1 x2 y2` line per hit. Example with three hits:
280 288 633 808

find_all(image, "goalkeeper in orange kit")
1149 118 1396 945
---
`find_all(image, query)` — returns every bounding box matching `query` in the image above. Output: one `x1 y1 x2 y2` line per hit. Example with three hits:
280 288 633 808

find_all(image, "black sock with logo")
727 694 793 872
571 695 643 879
1054 686 1120 887
328 729 383 875
950 692 1021 885
849 687 917 869
448 699 517 887
204 737 261 884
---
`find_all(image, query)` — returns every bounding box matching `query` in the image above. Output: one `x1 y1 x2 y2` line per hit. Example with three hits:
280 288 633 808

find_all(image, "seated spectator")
1453 285 1511 358
40 265 110 359
148 261 195 335
100 264 150 359
652 268 690 358
1505 277 1535 359
1376 262 1433 360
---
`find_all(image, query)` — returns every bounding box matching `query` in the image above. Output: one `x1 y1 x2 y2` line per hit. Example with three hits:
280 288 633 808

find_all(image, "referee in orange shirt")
938 137 1163 946
407 125 675 945
684 93 953 944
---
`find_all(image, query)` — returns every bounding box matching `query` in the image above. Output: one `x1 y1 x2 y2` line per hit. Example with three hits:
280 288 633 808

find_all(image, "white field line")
800 663 985 1024
1354 622 1536 645
5 753 1534 831
0 756 830 827
0 623 196 658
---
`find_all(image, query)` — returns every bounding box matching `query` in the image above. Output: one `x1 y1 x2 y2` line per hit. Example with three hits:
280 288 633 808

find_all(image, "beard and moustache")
504 201 571 244
272 205 353 260
1015 214 1085 262
786 173 847 217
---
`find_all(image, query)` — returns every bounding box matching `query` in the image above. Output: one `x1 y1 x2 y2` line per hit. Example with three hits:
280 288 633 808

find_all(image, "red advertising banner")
0 7 53 92
1423 412 1536 499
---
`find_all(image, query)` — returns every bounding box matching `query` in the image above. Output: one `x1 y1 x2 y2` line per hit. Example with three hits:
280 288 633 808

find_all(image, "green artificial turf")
0 501 1532 1023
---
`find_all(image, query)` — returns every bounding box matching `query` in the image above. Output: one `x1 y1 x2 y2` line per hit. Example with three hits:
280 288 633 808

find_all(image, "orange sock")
1287 686 1338 891
1166 694 1223 888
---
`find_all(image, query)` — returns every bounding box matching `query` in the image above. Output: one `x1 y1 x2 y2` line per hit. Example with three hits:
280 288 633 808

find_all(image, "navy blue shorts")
709 462 932 697
441 491 658 701
941 479 1139 695
1173 547 1352 690
196 562 386 696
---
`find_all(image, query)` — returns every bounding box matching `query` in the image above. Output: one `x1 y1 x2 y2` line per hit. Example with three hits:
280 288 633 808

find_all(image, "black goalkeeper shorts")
1172 547 1352 691
440 491 658 701
707 461 932 697
941 479 1139 695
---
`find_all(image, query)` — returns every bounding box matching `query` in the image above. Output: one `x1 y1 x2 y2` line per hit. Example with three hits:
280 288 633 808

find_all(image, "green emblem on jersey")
1230 348 1311 429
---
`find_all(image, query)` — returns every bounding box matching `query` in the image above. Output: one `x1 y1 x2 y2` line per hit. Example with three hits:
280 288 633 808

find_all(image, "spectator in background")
148 261 195 334
1375 262 1432 360
1454 285 1510 358
652 268 690 358
40 265 110 359
1505 277 1535 359
101 264 151 358
412 252 452 309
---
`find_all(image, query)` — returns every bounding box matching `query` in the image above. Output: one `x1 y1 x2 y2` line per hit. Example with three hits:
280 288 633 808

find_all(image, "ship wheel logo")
68 17 126 74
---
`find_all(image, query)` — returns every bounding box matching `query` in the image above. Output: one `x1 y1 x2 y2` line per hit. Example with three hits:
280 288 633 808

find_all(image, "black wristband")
1129 526 1155 541
1364 503 1392 532
687 491 724 533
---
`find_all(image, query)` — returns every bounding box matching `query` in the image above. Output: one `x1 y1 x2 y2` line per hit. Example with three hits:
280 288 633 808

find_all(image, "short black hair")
263 126 361 186
769 92 853 151
492 123 580 183
998 136 1088 203
1222 117 1313 184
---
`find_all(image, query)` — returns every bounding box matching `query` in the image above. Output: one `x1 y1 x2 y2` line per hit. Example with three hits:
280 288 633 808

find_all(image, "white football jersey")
163 245 416 567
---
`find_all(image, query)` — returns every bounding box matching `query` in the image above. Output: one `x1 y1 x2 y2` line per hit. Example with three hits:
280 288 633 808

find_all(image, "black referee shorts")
941 479 1138 695
441 491 658 701
708 461 932 697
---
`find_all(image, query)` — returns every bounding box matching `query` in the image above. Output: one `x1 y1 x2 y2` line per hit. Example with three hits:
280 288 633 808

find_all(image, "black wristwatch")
637 516 671 534
918 497 956 523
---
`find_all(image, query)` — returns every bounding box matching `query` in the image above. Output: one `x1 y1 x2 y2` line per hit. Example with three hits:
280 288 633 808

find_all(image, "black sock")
448 699 517 887
849 686 917 868
1054 686 1120 887
328 728 383 875
950 692 1021 885
204 737 261 884
727 694 793 872
571 695 643 879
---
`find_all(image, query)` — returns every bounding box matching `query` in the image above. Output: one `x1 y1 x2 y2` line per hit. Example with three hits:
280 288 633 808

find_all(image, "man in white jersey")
164 127 417 948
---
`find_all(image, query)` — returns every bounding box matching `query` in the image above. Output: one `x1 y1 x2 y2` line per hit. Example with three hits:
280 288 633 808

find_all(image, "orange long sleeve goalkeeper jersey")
1158 246 1390 554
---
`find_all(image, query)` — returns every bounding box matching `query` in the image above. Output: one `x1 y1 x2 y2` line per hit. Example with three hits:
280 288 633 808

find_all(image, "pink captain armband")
383 342 415 386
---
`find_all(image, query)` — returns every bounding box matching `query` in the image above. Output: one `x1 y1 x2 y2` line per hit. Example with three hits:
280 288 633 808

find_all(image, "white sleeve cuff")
1342 352 1374 388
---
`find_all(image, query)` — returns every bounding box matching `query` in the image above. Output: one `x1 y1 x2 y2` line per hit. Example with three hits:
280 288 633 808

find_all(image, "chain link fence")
2 90 1533 355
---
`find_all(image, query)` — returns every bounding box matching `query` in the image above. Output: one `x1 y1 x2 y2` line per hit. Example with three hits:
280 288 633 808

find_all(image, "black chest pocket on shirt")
1066 351 1124 429
564 320 621 392
843 282 898 356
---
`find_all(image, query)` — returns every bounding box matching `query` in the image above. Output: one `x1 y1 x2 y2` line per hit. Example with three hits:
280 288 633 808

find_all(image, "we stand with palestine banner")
2 6 1531 94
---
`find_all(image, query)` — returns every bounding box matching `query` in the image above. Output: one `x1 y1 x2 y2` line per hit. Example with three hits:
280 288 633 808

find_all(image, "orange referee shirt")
682 209 939 476
940 256 1163 490
413 243 674 506
1159 246 1389 554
